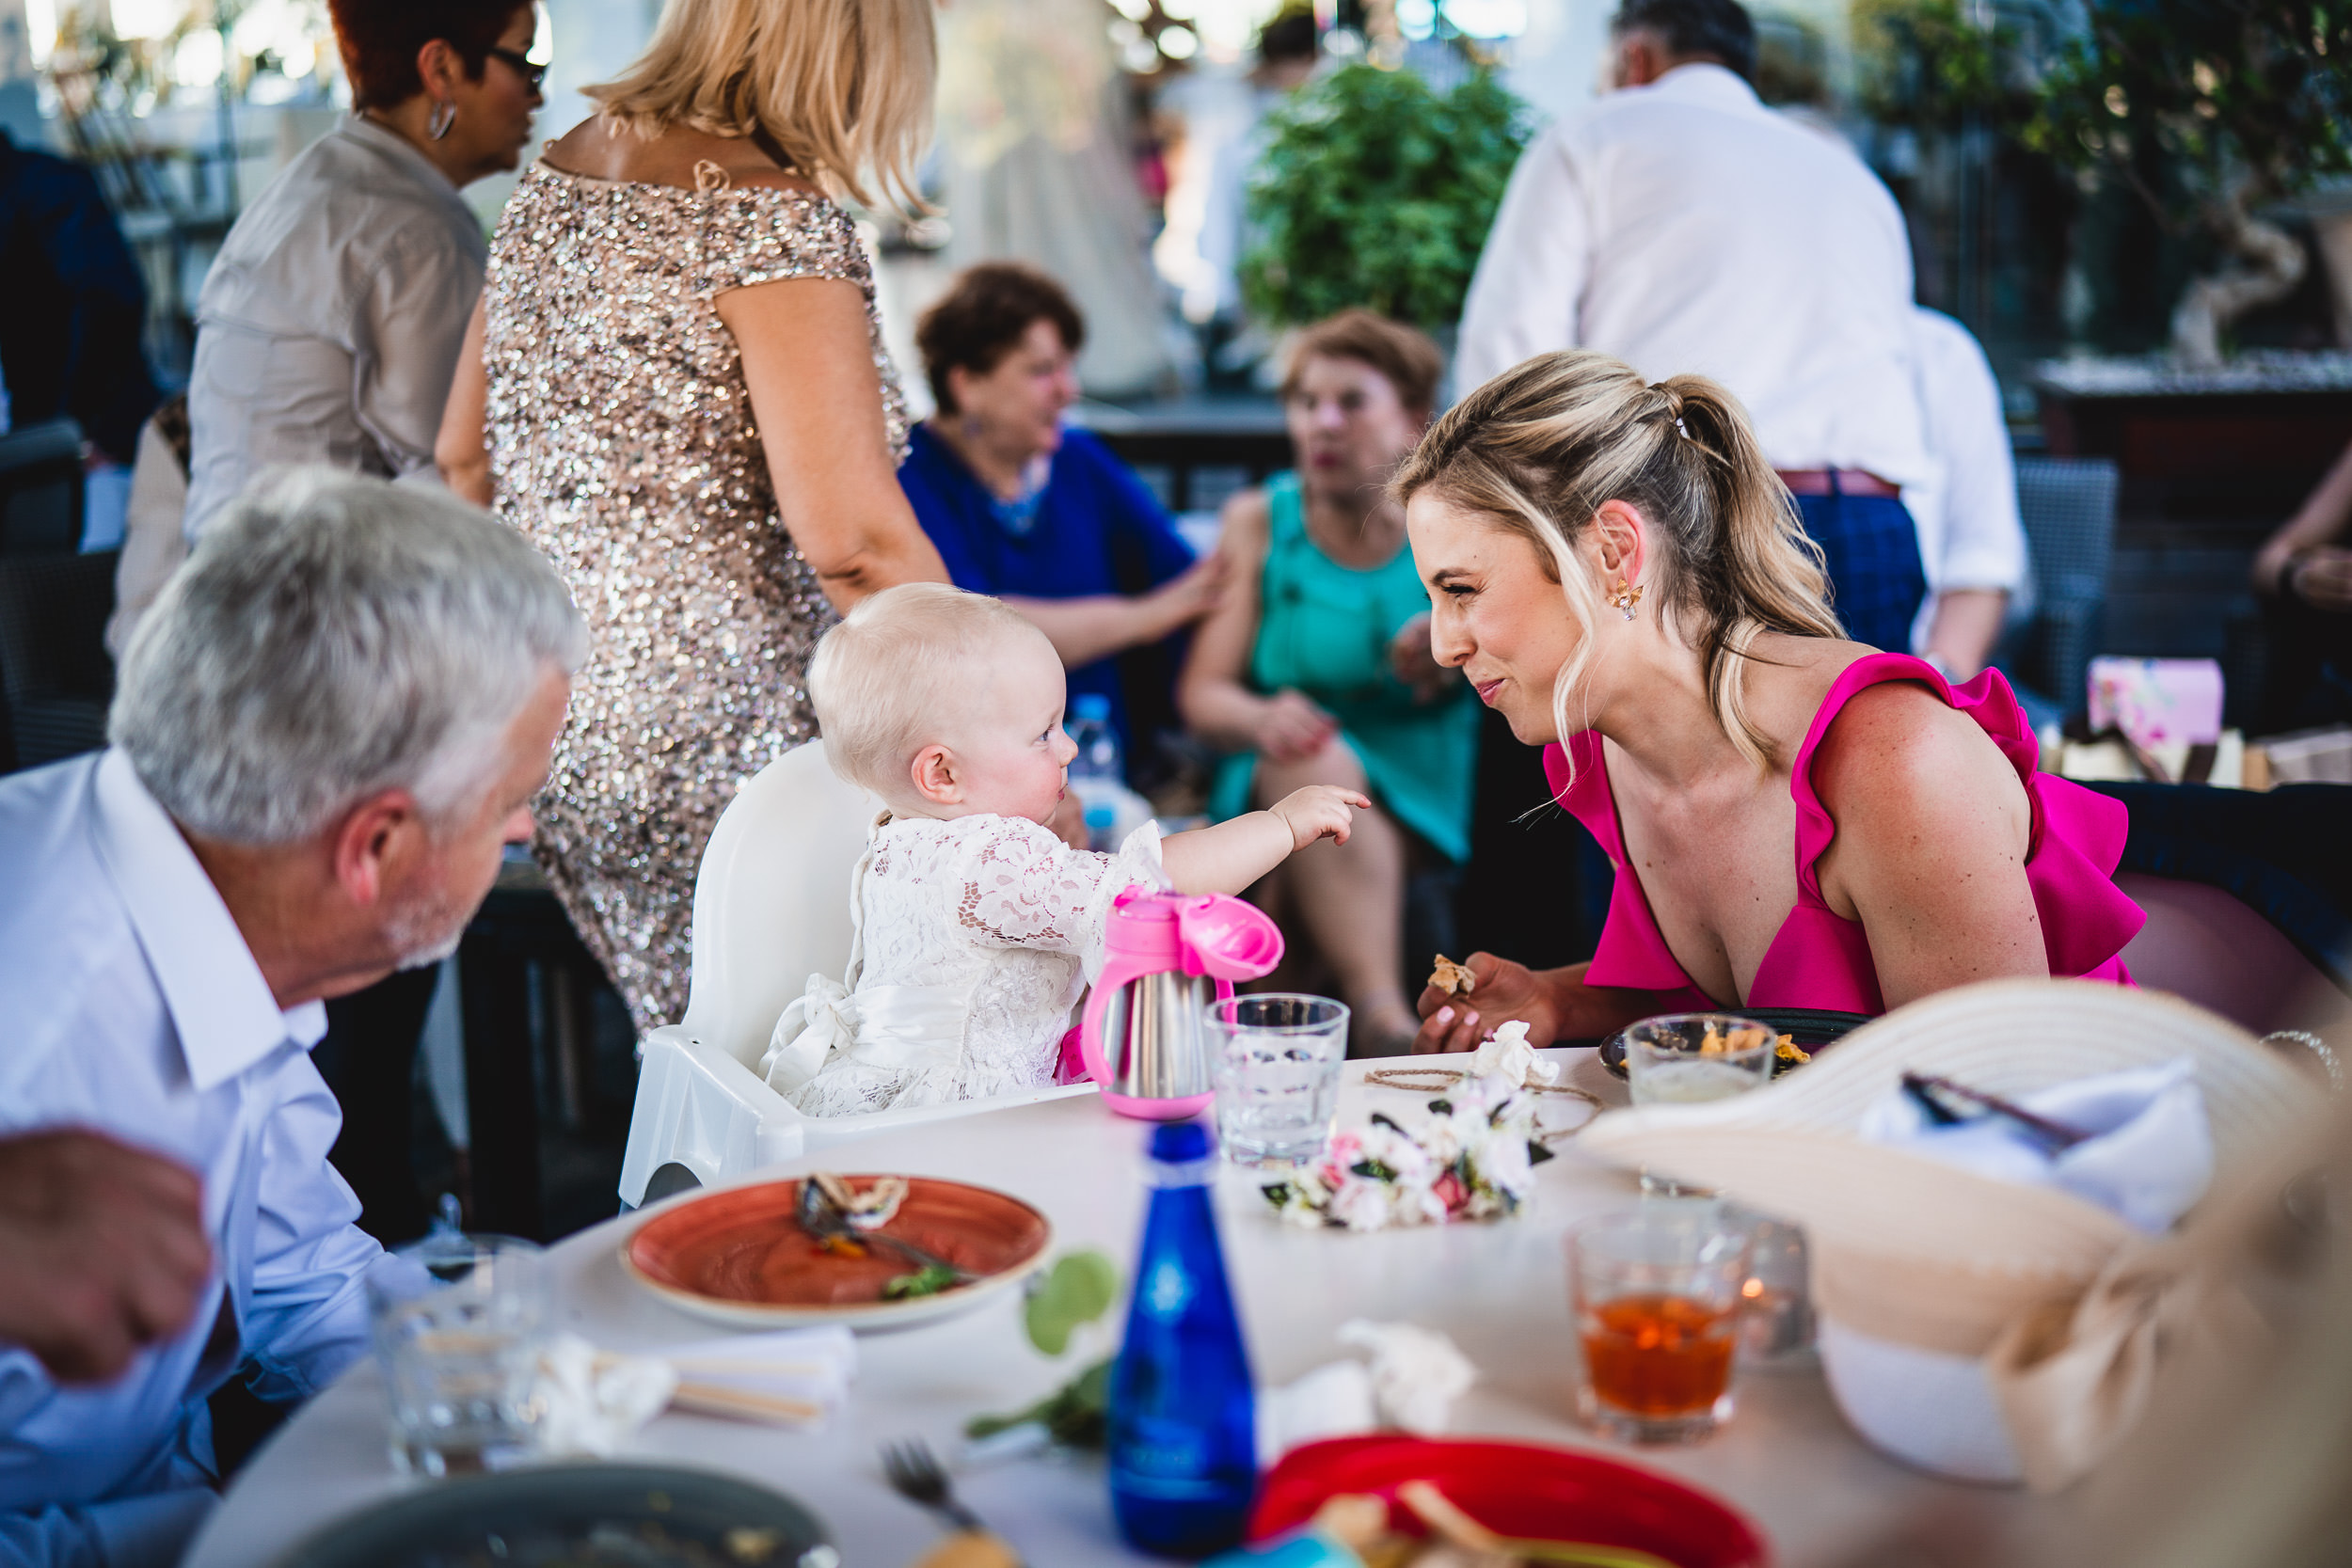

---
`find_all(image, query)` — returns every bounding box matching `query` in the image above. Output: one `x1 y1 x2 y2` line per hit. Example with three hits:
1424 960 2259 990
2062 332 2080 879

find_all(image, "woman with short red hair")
183 0 544 536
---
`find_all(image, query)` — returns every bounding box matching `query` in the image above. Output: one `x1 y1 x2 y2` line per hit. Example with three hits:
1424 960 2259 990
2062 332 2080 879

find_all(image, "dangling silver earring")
427 99 456 140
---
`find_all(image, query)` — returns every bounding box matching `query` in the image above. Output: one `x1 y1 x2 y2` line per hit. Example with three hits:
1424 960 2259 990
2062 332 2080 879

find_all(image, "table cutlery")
881 1438 1023 1568
794 1178 974 1282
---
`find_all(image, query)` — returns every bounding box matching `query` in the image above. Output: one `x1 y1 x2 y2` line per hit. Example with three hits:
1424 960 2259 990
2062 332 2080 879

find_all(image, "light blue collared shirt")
0 750 392 1568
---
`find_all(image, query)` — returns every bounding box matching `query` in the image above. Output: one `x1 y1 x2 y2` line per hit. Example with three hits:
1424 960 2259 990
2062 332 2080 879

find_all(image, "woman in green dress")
1180 310 1476 1054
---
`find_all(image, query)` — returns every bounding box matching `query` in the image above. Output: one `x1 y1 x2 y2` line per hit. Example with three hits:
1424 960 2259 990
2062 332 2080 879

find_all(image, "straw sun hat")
1577 978 2326 1490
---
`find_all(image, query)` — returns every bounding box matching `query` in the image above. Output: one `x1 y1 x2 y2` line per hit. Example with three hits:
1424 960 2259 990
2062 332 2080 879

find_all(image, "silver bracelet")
2260 1030 2343 1092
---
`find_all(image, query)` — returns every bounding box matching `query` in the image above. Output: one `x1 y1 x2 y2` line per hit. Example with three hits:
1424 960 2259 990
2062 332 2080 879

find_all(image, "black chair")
2004 455 2120 720
2090 780 2351 1041
0 549 117 772
0 419 87 557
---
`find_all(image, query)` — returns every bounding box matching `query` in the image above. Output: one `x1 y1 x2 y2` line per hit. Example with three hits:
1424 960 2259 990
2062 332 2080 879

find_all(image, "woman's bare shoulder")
1216 487 1274 551
540 117 825 198
1809 674 2023 834
1736 634 1876 752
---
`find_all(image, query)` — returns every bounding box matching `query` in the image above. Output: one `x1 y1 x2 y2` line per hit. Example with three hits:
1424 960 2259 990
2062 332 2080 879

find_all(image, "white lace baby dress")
761 812 1167 1117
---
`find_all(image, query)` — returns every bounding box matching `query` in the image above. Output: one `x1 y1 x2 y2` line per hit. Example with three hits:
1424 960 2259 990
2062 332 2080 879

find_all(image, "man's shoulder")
0 757 139 1085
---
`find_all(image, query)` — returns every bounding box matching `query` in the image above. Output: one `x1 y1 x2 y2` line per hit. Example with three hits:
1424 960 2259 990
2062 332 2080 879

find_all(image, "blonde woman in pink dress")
1402 351 2143 1052
437 0 950 1032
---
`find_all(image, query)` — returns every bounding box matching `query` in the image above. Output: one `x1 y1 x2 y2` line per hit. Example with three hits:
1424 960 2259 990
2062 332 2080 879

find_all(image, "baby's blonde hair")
809 583 1041 796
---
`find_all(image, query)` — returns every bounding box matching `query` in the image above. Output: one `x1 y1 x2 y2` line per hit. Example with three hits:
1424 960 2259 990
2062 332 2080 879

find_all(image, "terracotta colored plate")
1250 1435 1771 1568
624 1175 1053 1330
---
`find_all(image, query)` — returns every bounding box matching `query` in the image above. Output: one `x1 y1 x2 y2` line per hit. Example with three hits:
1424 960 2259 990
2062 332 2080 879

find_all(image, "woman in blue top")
1180 311 1477 1054
900 263 1225 769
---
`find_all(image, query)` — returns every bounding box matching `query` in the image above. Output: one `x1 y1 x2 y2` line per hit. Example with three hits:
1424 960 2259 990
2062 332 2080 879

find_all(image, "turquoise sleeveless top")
1207 472 1479 863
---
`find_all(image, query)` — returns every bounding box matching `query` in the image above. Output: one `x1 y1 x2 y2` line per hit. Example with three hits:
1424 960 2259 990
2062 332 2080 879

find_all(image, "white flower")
1475 1124 1534 1199
1329 1179 1392 1233
1391 1171 1450 1227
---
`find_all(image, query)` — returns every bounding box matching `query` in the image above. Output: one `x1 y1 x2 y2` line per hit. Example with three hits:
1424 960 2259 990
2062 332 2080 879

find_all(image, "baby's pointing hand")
1268 786 1370 852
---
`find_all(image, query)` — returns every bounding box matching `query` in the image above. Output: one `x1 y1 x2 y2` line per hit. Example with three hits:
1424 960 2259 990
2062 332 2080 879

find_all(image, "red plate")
1249 1435 1771 1567
624 1176 1052 1329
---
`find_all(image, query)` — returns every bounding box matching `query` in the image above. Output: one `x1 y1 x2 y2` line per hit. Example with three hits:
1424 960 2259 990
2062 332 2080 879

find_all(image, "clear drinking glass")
1729 1207 1815 1366
1622 1013 1776 1105
1621 1013 1775 1196
368 1230 547 1476
1568 1201 1753 1444
1204 993 1349 1165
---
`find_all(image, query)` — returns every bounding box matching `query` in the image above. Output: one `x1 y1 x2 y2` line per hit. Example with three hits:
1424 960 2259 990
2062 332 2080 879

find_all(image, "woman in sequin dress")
437 0 950 1032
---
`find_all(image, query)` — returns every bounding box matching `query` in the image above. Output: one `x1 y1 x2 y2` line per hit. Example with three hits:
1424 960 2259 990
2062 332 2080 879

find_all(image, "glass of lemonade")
1622 1013 1775 1106
1205 993 1349 1166
1568 1201 1753 1444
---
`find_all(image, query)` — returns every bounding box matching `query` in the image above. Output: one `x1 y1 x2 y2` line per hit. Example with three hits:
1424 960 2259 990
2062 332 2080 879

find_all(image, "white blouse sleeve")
953 817 1167 966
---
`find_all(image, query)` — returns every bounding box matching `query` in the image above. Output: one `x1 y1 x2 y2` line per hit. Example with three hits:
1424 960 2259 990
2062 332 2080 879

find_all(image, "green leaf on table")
965 1355 1114 1450
1024 1249 1119 1356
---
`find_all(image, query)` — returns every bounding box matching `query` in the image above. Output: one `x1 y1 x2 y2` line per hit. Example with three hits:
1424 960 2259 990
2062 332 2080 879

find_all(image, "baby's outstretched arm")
1158 785 1368 895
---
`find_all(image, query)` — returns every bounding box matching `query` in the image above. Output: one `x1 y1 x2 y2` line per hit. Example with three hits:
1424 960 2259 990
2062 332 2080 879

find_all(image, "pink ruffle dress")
1545 652 2143 1015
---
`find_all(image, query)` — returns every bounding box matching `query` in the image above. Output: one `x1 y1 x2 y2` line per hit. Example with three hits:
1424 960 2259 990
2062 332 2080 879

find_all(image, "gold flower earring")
1610 578 1645 621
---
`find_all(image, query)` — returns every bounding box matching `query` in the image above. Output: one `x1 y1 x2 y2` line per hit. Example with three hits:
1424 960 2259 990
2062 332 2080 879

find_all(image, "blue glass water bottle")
1108 1120 1258 1558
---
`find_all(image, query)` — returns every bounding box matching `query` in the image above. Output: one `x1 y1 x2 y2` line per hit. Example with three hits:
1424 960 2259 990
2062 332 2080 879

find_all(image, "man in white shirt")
1905 306 2030 679
1455 0 1933 655
0 470 585 1567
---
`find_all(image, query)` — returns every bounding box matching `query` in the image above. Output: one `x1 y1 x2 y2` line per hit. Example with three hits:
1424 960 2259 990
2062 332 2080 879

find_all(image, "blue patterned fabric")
1795 488 1928 655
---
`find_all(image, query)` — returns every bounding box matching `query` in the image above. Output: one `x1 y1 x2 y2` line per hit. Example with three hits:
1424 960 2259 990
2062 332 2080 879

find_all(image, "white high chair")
616 740 1096 1208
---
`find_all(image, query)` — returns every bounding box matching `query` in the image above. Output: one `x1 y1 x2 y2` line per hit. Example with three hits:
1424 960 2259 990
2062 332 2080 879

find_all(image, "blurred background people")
902 261 1224 779
1456 0 1931 656
439 0 950 1035
103 394 189 661
184 0 543 536
1180 310 1475 1056
2251 437 2352 733
177 0 544 1244
0 126 159 548
1907 305 2030 681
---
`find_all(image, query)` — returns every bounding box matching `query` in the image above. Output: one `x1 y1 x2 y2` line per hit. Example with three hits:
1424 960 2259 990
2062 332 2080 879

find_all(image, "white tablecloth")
186 1051 2049 1567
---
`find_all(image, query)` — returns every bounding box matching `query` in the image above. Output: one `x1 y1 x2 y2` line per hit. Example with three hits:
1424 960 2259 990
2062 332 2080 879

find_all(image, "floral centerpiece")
1263 1066 1553 1233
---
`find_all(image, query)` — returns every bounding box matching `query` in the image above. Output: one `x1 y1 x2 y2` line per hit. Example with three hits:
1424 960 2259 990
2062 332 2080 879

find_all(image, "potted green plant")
2026 0 2352 366
1240 61 1533 331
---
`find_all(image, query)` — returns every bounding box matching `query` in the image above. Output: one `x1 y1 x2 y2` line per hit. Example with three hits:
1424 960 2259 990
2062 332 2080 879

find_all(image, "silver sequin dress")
482 163 908 1033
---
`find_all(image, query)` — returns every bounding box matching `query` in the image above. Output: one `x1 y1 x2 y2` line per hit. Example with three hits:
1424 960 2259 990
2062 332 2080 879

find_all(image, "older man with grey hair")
0 469 585 1567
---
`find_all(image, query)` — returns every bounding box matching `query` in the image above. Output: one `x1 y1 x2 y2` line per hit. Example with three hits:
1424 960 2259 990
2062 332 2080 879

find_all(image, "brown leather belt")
1775 468 1900 499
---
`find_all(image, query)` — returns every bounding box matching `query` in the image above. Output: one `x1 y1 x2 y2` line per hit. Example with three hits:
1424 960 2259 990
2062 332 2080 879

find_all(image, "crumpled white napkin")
1256 1320 1477 1464
1468 1021 1561 1089
1856 1057 2214 1234
535 1333 678 1457
1339 1319 1477 1433
533 1325 859 1456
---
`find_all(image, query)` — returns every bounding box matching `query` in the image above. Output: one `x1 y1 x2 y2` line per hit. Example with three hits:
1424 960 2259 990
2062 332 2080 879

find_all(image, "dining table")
185 1048 2058 1568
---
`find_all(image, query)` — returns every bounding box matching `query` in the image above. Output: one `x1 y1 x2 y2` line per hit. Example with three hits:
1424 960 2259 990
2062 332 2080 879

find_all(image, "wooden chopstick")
667 1380 827 1425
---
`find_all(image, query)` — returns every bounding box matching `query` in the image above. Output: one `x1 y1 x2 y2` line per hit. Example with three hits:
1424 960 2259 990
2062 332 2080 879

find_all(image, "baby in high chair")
762 583 1364 1117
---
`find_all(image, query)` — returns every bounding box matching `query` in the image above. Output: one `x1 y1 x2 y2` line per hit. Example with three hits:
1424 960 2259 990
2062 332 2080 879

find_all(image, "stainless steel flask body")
1096 971 1218 1101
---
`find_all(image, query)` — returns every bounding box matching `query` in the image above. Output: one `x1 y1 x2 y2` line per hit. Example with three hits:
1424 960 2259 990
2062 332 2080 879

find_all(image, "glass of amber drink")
1568 1202 1753 1443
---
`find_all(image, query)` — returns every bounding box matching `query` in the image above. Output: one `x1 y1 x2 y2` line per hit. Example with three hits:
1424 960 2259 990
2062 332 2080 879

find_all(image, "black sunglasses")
485 45 547 90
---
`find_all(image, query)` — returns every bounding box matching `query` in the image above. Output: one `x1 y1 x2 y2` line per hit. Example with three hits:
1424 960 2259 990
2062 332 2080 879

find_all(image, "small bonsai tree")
2027 0 2352 366
1241 62 1533 330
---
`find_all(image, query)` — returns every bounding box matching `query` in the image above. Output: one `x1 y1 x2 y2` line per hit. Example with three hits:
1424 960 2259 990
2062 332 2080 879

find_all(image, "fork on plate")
880 1437 1024 1568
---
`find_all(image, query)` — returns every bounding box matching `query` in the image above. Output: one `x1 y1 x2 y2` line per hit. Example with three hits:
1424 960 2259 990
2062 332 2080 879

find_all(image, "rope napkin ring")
1366 1065 1602 1111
